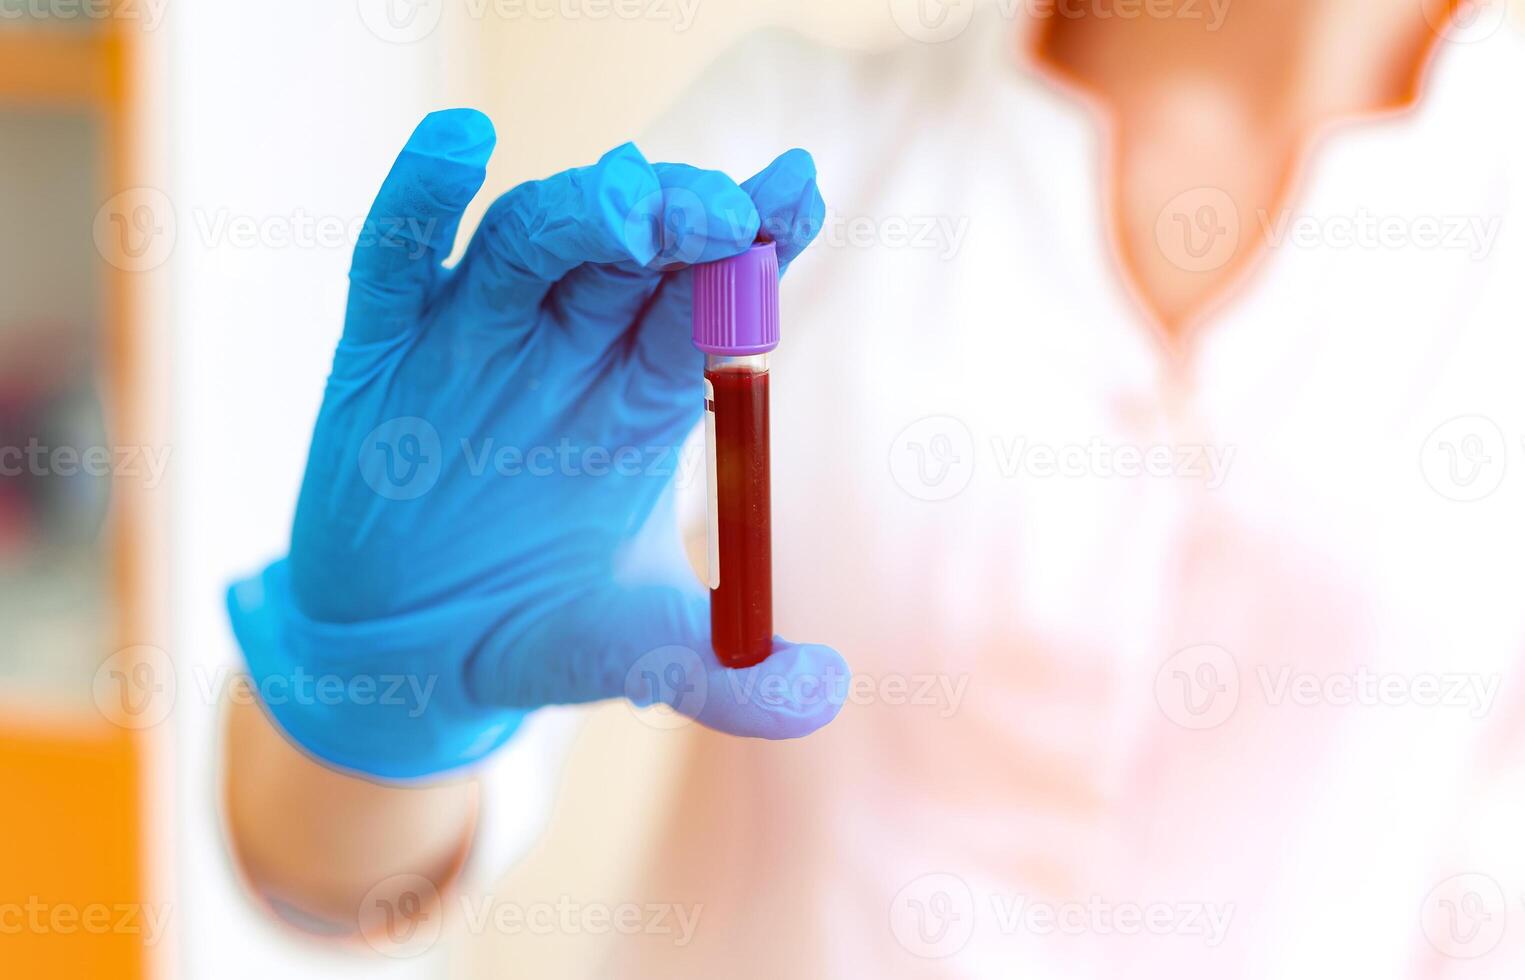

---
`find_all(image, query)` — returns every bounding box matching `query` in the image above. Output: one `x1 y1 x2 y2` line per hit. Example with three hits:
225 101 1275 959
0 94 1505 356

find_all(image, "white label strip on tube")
704 376 720 590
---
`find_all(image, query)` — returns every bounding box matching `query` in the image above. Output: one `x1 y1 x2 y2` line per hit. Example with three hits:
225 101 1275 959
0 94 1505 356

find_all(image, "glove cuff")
226 559 525 781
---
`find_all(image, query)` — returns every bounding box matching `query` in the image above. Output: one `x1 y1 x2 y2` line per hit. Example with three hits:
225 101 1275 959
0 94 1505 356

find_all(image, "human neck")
1025 0 1463 340
1033 0 1448 133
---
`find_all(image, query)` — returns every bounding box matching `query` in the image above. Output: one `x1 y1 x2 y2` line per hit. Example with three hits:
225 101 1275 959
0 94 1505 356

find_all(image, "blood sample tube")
692 241 779 670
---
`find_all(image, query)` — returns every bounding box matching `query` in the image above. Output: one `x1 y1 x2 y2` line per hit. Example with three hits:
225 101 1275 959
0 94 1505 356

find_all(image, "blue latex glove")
227 109 847 780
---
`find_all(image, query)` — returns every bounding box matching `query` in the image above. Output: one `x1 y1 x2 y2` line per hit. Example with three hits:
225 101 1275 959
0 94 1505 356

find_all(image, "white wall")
473 0 903 178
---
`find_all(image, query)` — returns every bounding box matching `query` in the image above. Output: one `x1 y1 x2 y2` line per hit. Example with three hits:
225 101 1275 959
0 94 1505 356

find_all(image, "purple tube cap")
692 241 780 356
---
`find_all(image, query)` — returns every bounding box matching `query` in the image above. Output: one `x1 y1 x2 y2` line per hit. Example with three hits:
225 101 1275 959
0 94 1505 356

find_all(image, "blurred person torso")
543 7 1525 978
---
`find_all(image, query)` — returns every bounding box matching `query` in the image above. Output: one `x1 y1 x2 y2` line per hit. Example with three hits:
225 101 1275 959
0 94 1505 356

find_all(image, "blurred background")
3 0 1524 977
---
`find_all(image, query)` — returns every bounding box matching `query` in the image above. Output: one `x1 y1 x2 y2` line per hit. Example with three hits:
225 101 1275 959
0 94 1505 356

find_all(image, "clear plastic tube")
692 240 780 669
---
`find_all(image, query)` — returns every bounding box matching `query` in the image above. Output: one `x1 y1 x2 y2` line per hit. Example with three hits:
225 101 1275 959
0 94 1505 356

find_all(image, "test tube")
692 241 779 669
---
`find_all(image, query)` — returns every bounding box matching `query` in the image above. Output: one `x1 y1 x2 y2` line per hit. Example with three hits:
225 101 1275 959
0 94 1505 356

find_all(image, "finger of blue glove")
688 640 851 739
468 584 849 740
450 142 664 328
547 163 760 360
628 148 826 395
741 148 828 271
343 108 496 345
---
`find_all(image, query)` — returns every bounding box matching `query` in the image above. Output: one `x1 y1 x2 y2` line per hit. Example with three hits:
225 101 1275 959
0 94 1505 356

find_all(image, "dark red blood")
707 367 773 669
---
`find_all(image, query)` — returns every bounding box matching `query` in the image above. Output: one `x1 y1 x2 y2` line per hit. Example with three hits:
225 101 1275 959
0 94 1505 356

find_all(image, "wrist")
221 683 479 938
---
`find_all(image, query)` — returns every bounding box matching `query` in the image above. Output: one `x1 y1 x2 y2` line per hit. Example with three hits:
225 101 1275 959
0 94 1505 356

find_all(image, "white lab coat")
471 10 1525 979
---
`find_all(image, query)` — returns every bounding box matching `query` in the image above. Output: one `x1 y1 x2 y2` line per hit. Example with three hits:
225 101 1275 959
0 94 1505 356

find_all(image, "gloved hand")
227 109 847 780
